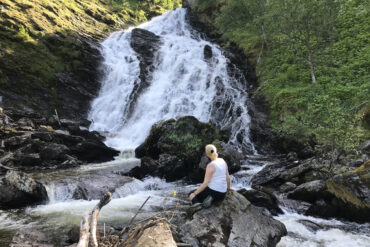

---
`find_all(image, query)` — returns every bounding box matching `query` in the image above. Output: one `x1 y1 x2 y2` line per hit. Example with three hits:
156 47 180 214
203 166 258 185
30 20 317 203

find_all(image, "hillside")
187 0 370 149
0 0 181 118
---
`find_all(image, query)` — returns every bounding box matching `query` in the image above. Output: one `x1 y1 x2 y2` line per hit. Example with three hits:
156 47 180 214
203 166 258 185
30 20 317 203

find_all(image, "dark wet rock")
71 139 119 163
298 220 323 232
131 28 161 63
198 141 242 174
287 152 298 162
0 170 48 209
1 35 102 121
40 143 70 161
11 152 41 167
4 134 33 150
251 160 300 188
325 161 370 223
66 174 132 200
276 194 312 215
123 28 162 122
1 114 117 171
203 44 213 59
298 146 316 159
134 116 228 182
67 225 80 244
10 229 53 247
252 158 326 188
238 188 283 216
279 182 296 193
128 155 186 182
176 190 287 247
31 131 54 142
17 117 35 128
359 140 370 154
305 199 339 219
54 36 103 121
128 156 158 179
288 180 331 203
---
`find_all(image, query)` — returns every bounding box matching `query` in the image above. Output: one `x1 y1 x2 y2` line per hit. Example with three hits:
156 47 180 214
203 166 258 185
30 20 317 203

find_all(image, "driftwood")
77 192 112 247
77 213 90 247
119 196 151 236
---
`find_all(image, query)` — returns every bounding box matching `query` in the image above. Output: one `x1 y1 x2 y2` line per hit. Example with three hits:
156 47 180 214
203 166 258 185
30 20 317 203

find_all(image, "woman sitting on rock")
187 144 230 213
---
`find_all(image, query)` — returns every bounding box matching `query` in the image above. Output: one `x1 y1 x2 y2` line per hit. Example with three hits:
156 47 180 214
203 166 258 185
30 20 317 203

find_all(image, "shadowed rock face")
325 161 370 223
122 28 162 123
238 188 283 216
175 190 287 247
0 171 48 209
0 108 119 173
10 229 53 247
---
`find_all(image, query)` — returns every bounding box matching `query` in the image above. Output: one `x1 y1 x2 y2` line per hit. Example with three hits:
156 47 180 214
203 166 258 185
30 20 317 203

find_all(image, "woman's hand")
189 193 196 201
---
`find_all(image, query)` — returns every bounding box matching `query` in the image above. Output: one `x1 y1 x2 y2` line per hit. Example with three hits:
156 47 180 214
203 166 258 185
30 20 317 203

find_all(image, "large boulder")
325 161 370 223
238 188 283 216
10 229 53 247
123 28 162 121
72 174 133 200
40 143 70 161
287 180 331 203
134 221 177 247
0 170 48 209
71 139 119 163
176 190 287 247
198 141 243 174
133 116 228 182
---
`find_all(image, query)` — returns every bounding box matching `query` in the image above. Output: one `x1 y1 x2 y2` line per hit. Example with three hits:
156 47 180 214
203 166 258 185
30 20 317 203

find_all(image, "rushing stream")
0 8 369 247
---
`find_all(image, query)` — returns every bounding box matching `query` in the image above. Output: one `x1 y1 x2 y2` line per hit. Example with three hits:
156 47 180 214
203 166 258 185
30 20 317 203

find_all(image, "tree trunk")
257 41 264 64
77 214 90 247
261 21 268 48
77 192 112 247
90 192 112 247
305 38 317 87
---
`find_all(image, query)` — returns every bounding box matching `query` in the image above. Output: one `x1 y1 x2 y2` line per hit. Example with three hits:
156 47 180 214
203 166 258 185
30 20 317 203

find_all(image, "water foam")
88 8 255 153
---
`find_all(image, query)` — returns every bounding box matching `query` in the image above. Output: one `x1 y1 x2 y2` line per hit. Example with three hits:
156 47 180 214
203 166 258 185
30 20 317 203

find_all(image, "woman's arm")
189 163 215 200
226 165 231 190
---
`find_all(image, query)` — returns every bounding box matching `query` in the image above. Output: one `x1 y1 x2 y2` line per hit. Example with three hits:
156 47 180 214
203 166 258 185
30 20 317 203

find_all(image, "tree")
268 0 340 87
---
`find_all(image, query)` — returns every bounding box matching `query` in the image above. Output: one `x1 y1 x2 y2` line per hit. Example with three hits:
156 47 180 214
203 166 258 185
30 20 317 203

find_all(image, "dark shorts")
190 186 226 204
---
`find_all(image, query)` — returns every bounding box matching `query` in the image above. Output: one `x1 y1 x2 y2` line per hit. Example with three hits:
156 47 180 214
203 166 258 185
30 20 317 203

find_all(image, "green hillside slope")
192 0 370 149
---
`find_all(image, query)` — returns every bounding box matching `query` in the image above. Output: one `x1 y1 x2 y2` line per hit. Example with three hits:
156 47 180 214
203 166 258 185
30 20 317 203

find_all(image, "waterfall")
88 8 255 153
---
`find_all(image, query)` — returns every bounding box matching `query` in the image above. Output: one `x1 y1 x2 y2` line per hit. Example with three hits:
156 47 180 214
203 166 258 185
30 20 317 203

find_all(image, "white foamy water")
88 8 255 153
276 209 370 247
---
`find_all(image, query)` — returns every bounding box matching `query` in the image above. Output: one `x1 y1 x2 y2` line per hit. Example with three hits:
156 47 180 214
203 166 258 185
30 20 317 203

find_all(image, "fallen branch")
90 192 113 247
77 213 90 247
77 192 112 247
119 196 151 236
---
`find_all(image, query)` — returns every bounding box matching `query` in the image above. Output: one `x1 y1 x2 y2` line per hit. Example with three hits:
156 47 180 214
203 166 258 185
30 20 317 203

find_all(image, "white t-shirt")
208 158 227 193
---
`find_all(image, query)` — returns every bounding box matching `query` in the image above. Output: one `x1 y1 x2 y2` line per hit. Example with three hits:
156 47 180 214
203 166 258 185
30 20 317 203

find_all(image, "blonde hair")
205 144 218 160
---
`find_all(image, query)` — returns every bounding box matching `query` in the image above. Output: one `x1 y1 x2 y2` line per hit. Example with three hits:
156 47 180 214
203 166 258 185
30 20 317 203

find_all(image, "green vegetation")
0 0 181 106
195 0 370 149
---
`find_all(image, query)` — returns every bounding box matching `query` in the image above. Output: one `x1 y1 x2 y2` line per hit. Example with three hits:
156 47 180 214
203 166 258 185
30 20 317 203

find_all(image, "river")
0 8 369 247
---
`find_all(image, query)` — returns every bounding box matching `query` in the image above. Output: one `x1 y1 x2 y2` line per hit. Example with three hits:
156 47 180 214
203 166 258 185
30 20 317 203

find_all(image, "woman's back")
208 158 227 193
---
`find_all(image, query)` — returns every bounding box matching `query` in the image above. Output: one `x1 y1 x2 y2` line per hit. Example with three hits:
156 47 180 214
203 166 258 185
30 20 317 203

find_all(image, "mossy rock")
326 161 370 222
135 116 228 166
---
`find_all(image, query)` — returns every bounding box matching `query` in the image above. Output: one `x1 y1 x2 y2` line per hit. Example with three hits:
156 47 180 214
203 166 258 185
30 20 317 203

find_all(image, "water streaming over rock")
1 8 369 247
88 8 255 153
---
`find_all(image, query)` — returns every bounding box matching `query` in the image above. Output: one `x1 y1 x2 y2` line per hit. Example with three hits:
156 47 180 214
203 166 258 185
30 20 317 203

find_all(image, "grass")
0 0 181 110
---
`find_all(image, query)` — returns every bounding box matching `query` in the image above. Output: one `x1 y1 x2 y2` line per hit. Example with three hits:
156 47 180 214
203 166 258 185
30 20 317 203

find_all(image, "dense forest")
194 0 370 149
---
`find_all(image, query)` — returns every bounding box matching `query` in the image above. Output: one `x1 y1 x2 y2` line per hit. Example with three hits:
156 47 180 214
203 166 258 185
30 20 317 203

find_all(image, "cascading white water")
88 8 255 153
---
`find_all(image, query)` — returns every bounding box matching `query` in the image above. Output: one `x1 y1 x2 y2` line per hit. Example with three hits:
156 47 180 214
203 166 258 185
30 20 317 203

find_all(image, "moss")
0 0 181 110
326 180 368 209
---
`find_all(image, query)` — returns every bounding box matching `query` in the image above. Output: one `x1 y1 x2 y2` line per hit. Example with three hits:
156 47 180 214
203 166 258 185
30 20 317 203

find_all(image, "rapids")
88 8 256 153
0 8 369 247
